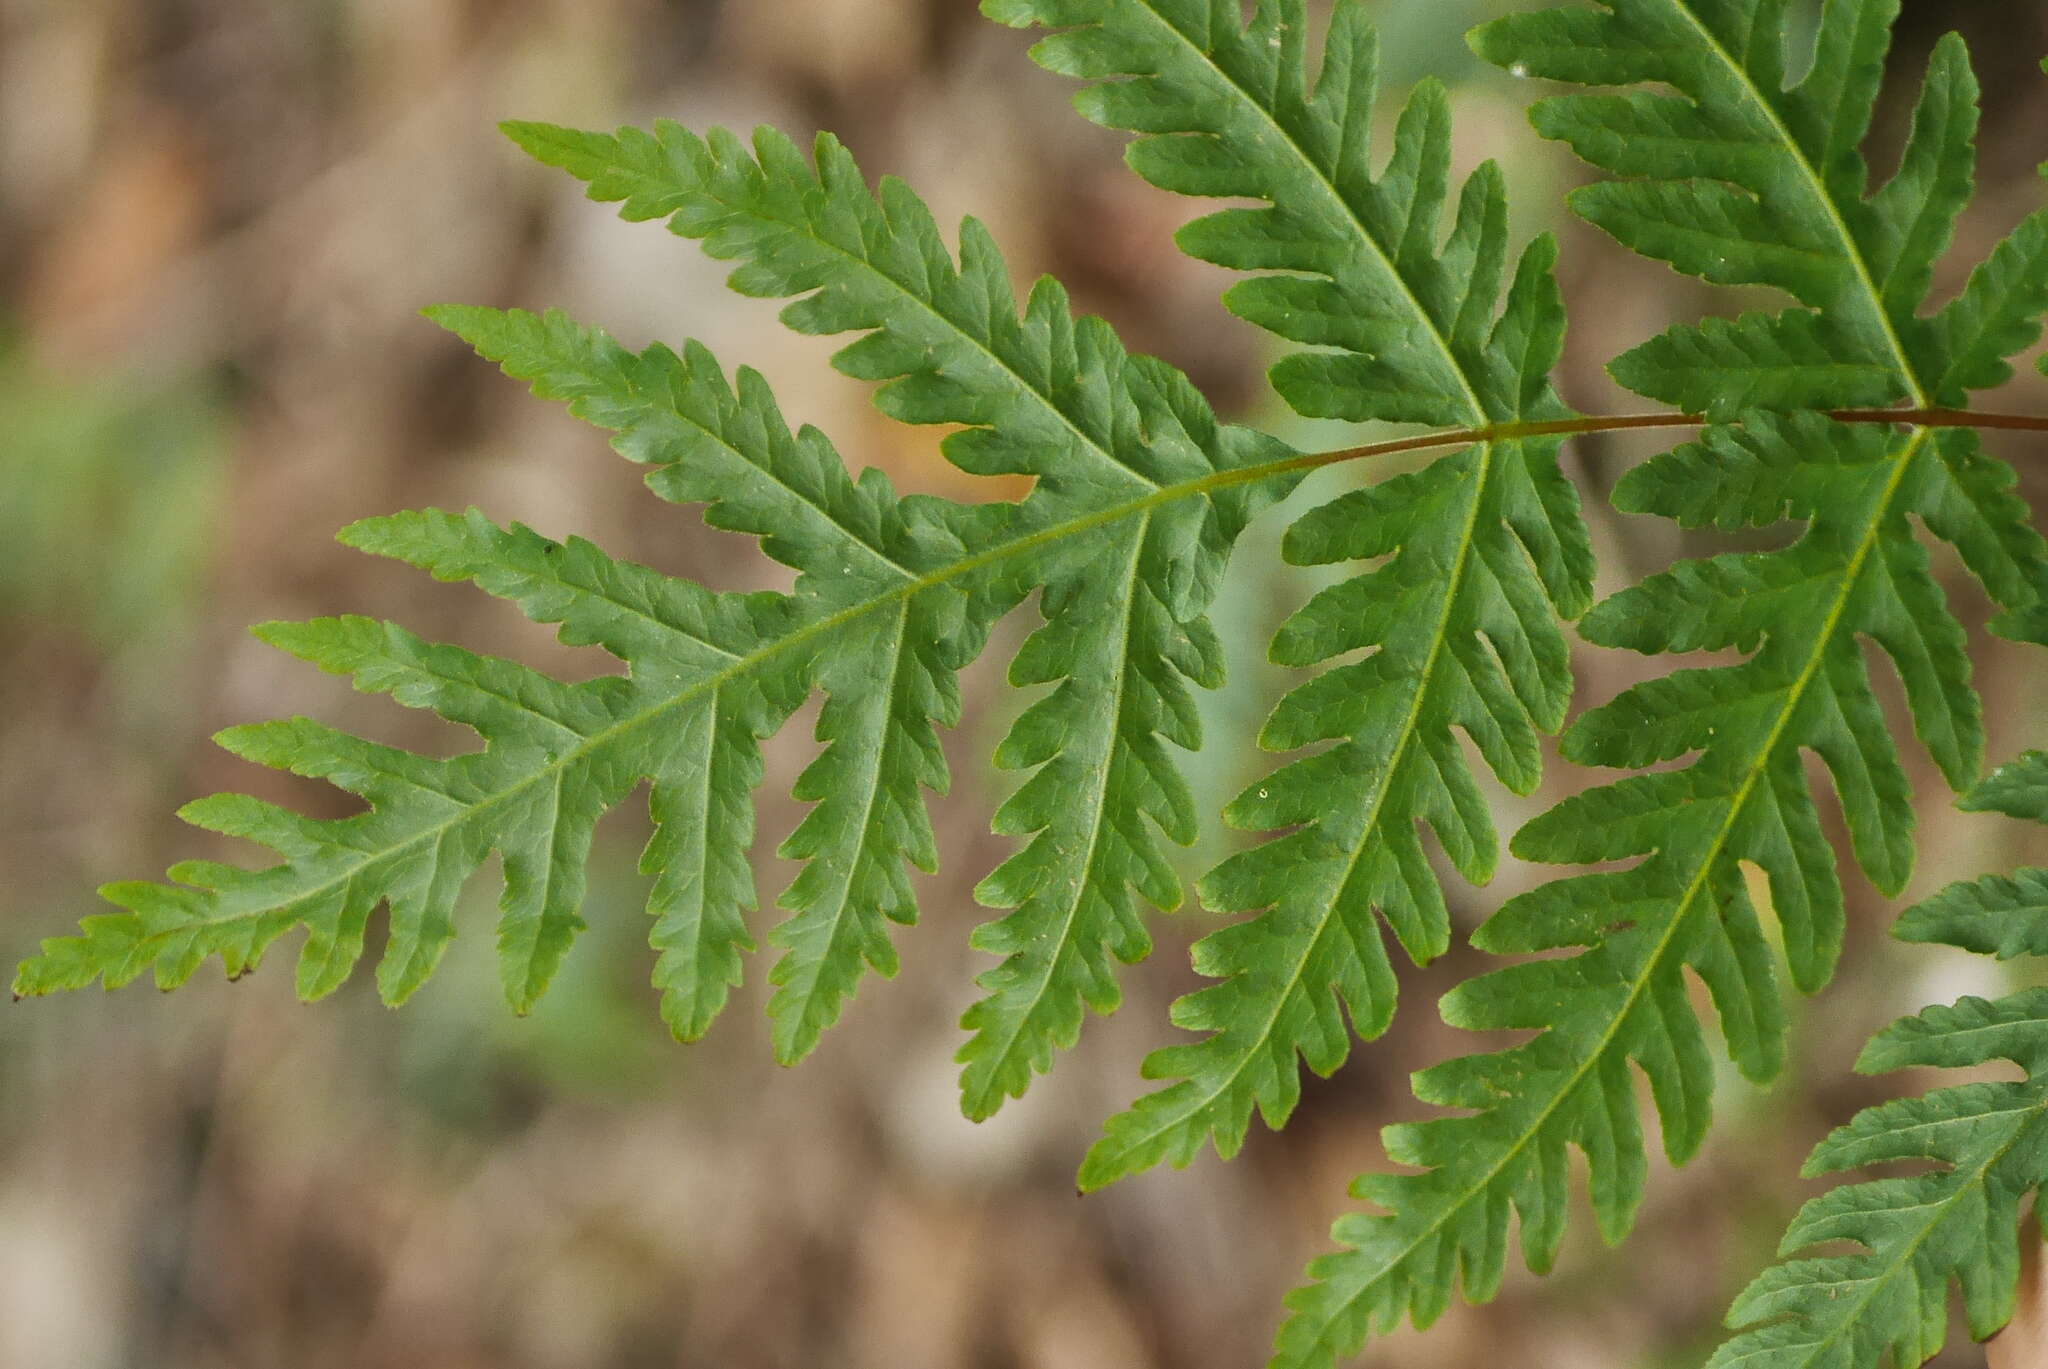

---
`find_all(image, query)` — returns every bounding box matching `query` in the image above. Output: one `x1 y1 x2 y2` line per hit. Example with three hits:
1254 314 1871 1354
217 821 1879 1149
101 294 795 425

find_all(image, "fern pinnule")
1471 0 2048 416
993 0 1598 1189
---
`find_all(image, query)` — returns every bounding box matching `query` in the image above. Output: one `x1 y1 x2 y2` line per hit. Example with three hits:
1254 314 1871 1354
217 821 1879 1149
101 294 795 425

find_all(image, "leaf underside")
11 6 2048 1369
16 118 1301 1124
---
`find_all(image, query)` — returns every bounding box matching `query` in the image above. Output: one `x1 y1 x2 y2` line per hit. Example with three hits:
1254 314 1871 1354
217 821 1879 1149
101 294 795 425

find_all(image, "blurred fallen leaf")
24 114 206 366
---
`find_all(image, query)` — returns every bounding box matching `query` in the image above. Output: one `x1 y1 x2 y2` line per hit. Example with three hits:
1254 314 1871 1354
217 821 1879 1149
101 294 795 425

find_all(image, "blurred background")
4 1 2048 1366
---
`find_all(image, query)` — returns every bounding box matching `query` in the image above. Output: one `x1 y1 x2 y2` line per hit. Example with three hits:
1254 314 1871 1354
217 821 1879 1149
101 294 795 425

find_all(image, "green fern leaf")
1704 752 2048 1368
17 575 801 1016
508 118 1307 1113
16 131 1298 1115
416 306 967 1053
1471 1 2048 416
1279 4 2048 1363
989 0 1597 1188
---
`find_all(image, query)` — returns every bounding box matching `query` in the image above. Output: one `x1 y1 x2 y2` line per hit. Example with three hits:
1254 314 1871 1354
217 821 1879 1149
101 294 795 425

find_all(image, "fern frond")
1278 5 2048 1364
1704 752 2048 1369
989 0 1597 1186
17 10 2048 1366
16 135 1298 1112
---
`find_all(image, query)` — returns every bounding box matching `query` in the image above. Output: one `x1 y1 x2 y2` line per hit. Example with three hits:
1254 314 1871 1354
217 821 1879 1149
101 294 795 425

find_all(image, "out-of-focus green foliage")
0 354 225 715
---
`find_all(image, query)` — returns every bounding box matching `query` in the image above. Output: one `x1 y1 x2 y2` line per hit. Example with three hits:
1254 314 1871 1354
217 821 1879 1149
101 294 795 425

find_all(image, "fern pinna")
1706 751 2048 1369
14 2 2048 1367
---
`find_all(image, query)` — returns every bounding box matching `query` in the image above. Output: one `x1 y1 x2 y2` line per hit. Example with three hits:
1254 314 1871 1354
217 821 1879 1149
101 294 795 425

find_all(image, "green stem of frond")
916 410 2045 667
1290 407 2048 480
53 407 2041 975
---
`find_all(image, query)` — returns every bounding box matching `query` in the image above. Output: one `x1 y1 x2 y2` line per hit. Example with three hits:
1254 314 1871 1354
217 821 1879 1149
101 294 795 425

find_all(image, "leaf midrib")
964 516 1151 1115
99 451 1291 964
